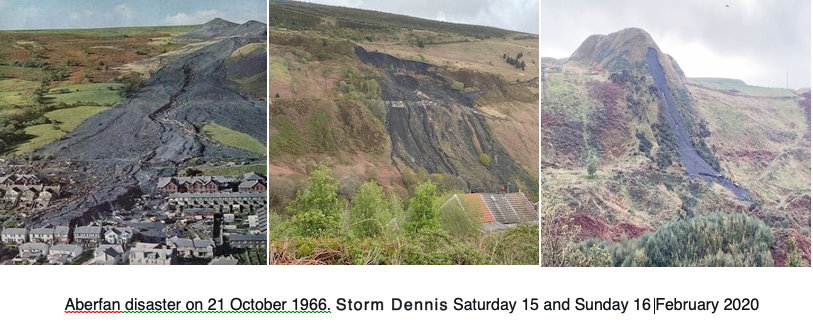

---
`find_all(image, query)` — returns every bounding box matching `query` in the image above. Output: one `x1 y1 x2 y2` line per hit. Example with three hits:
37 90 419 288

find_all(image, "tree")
349 181 389 238
586 148 599 178
786 235 808 267
406 182 439 233
287 165 342 237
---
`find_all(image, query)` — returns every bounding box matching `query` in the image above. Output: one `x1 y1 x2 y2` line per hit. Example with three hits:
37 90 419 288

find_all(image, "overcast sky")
542 0 811 89
0 0 266 30
303 0 539 35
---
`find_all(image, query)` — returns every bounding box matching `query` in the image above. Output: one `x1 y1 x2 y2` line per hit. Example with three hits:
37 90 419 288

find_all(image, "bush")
405 182 439 233
451 80 465 91
478 153 491 167
592 212 775 267
349 181 389 238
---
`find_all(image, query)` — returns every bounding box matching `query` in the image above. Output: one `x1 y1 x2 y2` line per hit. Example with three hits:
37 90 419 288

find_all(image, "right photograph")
267 0 540 264
541 0 811 266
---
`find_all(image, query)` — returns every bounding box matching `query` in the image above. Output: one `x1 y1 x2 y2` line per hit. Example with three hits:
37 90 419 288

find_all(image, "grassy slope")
690 78 796 97
15 106 109 154
45 83 123 106
203 122 267 156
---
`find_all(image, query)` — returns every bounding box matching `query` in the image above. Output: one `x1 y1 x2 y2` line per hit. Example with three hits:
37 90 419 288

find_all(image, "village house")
208 256 239 265
95 244 126 265
168 237 215 260
48 244 84 264
0 184 61 208
169 192 266 214
228 234 266 249
238 180 266 193
29 227 55 244
54 226 71 244
104 226 133 245
156 172 267 195
18 242 50 259
74 226 103 247
1 227 28 245
0 174 42 186
182 208 216 222
2 186 22 205
129 243 174 265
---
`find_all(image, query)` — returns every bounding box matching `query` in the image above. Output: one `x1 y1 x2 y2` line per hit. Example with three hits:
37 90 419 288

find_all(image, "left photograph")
0 0 268 265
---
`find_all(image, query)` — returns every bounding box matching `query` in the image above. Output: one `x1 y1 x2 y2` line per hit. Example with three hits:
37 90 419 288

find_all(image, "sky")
0 0 266 30
541 0 811 89
303 0 539 35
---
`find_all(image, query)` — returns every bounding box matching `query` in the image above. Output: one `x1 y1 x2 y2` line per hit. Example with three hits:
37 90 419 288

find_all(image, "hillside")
268 0 539 203
267 1 539 265
541 27 810 266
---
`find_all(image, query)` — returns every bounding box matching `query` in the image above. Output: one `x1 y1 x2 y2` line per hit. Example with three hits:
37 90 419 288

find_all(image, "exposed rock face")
355 47 533 191
32 20 267 225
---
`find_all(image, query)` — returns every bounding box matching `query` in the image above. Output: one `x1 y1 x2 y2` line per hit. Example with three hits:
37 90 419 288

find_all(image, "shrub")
405 182 439 233
478 153 491 167
451 80 465 91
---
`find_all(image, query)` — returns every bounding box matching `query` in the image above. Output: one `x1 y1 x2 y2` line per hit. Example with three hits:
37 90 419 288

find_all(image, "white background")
1 1 812 328
0 266 810 327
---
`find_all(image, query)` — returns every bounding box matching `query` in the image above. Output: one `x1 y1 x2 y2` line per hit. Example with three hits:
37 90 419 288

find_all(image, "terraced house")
74 226 103 247
1 227 28 245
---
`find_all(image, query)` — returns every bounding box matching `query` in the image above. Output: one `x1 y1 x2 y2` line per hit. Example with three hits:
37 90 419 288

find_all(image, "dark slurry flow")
354 46 533 191
646 47 749 199
30 23 267 226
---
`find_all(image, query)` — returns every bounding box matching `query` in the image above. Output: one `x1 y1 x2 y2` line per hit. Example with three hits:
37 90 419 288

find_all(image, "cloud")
69 9 96 21
114 4 134 20
0 0 7 9
164 9 220 25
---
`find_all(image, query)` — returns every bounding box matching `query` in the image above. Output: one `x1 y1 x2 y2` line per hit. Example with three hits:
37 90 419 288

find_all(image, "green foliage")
786 235 808 267
478 152 491 167
287 166 343 237
451 80 465 91
636 130 652 156
405 182 440 233
349 181 390 238
202 122 266 156
591 212 775 267
586 148 599 178
438 203 479 238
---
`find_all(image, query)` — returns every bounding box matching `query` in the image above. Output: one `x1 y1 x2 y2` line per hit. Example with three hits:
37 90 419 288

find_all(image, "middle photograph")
267 0 540 265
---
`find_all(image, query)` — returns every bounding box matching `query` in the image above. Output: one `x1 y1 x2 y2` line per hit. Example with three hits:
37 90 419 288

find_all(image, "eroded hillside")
267 1 539 209
541 28 810 266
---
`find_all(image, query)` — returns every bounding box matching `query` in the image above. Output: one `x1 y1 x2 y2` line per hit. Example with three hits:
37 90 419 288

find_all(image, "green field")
690 78 796 97
0 64 44 80
14 105 108 154
203 122 267 156
0 78 39 109
45 83 123 106
4 25 197 37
